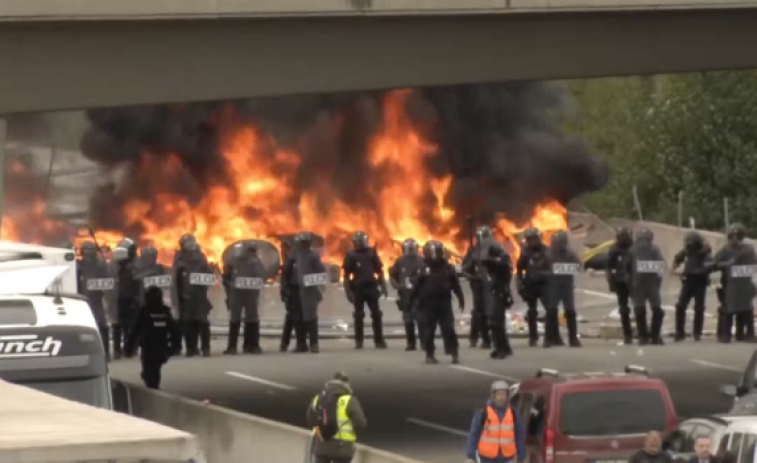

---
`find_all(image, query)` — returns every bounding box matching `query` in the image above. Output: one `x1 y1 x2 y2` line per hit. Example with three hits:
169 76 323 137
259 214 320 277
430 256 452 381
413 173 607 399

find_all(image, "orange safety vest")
477 406 517 459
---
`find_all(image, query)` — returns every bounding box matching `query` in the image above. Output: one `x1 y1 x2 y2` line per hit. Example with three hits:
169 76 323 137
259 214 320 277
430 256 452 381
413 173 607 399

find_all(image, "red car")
509 365 678 463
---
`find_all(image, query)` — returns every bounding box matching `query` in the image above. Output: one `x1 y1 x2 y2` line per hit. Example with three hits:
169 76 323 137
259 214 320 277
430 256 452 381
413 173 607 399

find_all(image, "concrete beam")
1 0 756 21
2 10 757 114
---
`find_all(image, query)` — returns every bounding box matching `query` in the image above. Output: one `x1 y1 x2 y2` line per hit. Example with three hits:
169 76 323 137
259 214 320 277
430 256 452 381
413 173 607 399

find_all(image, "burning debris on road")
0 82 607 266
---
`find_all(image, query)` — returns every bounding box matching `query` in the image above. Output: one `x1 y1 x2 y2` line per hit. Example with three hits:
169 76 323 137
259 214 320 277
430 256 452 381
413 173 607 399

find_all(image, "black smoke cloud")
79 82 608 236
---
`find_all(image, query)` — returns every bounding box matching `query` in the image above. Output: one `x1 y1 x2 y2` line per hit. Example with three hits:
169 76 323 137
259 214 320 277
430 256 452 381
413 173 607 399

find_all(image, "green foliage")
569 71 757 234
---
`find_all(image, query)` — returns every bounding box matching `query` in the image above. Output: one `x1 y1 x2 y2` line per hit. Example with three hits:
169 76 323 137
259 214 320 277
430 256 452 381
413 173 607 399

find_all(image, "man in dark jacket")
629 431 673 463
465 380 526 463
306 372 368 463
125 286 180 390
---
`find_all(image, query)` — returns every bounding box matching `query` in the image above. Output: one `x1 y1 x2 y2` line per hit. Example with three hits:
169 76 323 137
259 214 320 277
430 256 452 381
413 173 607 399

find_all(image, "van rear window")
558 389 667 436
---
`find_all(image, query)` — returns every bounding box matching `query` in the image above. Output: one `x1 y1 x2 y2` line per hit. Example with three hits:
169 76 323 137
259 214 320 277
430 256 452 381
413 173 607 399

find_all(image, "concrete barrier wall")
120 381 423 463
569 212 757 264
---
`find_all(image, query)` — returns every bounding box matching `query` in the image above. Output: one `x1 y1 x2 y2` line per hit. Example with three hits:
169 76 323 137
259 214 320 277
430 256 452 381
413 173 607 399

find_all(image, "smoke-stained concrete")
78 84 607 241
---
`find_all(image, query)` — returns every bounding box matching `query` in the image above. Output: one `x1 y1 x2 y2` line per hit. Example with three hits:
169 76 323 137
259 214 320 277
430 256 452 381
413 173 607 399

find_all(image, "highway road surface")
110 337 752 463
206 272 721 338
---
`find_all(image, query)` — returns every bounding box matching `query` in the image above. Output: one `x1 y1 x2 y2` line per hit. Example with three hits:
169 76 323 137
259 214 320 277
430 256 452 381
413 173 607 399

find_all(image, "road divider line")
690 359 742 373
449 365 519 382
406 417 468 437
225 371 298 391
578 288 680 312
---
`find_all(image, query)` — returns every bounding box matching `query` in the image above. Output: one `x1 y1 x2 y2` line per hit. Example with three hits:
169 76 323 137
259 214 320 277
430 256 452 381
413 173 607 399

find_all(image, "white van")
0 242 112 409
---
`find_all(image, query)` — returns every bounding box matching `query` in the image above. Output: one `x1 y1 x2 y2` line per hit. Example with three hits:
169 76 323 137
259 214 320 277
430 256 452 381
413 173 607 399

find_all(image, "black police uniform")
461 246 492 349
481 243 514 359
278 241 299 351
342 233 388 349
714 224 757 343
176 246 214 356
606 229 635 344
171 234 197 354
113 240 141 359
126 287 180 389
516 230 551 347
389 243 425 351
77 243 112 358
630 228 666 345
546 231 582 348
411 242 465 364
223 244 265 354
672 232 712 341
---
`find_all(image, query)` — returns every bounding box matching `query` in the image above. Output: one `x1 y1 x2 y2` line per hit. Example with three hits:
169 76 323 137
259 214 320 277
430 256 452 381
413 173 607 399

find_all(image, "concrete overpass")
1 1 757 114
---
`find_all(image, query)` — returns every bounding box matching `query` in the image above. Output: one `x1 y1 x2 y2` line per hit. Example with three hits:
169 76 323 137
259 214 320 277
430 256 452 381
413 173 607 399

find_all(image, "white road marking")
225 371 298 391
577 288 697 314
449 365 520 382
406 417 468 437
690 359 742 373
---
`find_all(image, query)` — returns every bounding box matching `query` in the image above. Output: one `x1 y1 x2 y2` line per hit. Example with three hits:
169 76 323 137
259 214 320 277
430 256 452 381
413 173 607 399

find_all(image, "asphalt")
109 335 753 463
205 273 722 338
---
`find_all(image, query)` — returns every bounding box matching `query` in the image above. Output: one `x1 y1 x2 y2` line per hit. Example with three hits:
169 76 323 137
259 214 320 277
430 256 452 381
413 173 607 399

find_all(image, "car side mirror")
721 384 739 398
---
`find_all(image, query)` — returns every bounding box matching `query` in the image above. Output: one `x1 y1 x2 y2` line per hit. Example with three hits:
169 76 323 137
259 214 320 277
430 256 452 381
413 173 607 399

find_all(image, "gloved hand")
607 279 617 293
458 300 465 313
279 289 287 303
381 284 389 299
346 291 355 304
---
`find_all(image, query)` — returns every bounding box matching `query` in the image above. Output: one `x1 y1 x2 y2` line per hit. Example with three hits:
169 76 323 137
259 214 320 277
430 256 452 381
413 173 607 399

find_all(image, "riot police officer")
461 226 494 350
714 223 757 343
479 236 514 359
223 242 265 355
389 239 425 351
77 241 112 359
672 231 712 341
516 228 551 347
547 230 582 347
175 241 214 357
411 241 465 364
281 232 327 353
112 238 141 360
125 287 180 390
606 227 635 345
171 233 197 354
630 228 666 345
278 238 297 352
342 232 389 349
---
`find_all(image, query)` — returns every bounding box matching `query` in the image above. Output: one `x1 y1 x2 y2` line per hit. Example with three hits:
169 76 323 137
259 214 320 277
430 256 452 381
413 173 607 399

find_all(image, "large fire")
0 90 568 267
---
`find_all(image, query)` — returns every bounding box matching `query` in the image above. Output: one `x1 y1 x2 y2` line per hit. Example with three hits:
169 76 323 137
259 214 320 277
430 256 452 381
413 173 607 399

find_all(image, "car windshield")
559 389 667 436
19 376 111 410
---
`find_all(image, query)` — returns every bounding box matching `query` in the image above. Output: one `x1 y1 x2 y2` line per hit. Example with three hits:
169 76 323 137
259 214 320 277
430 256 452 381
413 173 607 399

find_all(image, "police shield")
296 249 327 322
726 252 757 314
476 238 498 316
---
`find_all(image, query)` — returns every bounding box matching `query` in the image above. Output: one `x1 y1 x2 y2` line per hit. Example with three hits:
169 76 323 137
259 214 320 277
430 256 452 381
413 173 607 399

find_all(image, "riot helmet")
140 245 158 266
523 227 542 250
476 226 494 245
230 243 245 260
401 238 419 256
243 241 258 256
294 232 312 249
423 240 445 262
119 237 138 258
728 223 746 244
636 228 654 243
80 241 98 262
684 230 703 249
179 233 196 251
352 231 369 250
550 230 569 249
615 227 633 248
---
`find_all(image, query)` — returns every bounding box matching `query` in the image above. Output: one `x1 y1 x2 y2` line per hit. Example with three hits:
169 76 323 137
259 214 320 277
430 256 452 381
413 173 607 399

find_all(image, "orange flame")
0 90 568 267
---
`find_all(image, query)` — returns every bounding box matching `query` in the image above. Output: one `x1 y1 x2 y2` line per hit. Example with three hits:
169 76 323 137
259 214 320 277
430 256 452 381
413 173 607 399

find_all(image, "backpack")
315 392 341 440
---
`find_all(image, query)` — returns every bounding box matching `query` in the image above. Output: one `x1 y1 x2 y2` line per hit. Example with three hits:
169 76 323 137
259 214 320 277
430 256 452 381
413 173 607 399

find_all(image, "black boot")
674 305 686 342
200 321 211 356
404 323 417 351
619 307 633 344
634 307 649 345
373 318 387 349
308 319 320 353
718 309 732 343
565 311 581 347
451 350 460 365
185 321 199 357
224 322 241 354
692 307 705 341
742 312 757 342
112 323 123 359
294 320 309 353
98 324 111 361
650 308 665 345
527 310 539 347
480 315 492 349
280 316 293 352
244 322 262 354
543 309 558 348
354 317 365 349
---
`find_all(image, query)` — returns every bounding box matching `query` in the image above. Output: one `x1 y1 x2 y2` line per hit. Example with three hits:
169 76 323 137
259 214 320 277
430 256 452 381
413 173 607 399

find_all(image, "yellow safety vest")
311 394 356 442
